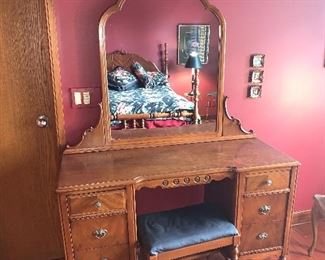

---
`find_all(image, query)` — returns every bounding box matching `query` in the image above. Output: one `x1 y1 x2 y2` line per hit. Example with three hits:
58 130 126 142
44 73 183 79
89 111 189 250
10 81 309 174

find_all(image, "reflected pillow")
108 66 141 91
131 62 150 87
131 62 168 89
146 71 169 89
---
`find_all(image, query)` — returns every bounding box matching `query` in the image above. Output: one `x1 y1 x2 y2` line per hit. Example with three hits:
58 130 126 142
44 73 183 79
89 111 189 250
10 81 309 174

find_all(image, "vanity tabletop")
57 138 299 192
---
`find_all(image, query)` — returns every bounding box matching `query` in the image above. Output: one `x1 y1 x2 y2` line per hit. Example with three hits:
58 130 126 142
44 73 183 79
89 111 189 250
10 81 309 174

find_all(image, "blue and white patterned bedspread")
109 85 194 115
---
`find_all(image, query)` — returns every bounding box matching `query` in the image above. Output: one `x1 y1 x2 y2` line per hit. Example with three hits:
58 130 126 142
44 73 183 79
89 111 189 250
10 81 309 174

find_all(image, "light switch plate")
74 92 82 105
70 88 100 108
82 91 91 105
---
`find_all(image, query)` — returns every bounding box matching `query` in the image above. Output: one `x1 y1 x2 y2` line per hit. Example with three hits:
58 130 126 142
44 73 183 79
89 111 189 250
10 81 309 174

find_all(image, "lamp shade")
185 52 202 69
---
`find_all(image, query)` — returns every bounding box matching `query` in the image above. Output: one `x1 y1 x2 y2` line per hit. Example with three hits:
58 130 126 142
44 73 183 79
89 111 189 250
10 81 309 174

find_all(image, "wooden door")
0 0 64 259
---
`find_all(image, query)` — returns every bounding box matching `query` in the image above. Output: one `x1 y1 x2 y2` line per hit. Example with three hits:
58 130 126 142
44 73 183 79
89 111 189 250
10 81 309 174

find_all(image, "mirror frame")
64 0 253 154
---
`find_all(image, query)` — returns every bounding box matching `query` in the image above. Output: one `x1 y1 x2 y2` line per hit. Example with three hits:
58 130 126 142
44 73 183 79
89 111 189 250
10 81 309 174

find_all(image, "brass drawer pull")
93 228 109 239
95 201 102 208
259 205 271 215
257 232 268 240
265 179 273 186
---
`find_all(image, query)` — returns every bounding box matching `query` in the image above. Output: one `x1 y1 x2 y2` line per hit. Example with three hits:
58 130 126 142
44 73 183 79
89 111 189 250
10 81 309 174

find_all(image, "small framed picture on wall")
248 85 262 98
249 70 264 84
250 54 265 68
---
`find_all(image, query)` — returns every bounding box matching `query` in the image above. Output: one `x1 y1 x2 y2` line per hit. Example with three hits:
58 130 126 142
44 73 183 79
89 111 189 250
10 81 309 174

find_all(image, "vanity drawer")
240 221 285 252
70 214 128 251
242 193 288 224
68 189 126 217
74 245 130 260
245 169 290 193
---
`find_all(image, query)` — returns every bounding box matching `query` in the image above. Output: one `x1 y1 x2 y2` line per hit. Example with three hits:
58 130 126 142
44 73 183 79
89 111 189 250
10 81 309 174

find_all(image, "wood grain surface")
58 138 299 191
70 214 129 251
68 189 126 217
74 244 130 260
0 0 63 259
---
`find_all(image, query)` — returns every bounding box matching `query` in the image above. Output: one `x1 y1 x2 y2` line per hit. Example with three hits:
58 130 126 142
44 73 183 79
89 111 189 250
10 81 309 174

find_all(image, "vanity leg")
231 245 239 260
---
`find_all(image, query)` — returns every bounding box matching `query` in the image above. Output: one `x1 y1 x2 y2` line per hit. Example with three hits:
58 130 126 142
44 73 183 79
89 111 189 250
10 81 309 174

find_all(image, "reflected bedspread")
109 85 194 115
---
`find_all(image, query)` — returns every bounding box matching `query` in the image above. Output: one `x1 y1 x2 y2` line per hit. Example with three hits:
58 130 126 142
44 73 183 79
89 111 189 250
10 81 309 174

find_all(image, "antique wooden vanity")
55 0 299 259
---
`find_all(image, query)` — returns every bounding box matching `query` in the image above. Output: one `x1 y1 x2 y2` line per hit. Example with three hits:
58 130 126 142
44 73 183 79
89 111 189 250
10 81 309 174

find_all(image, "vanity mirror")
66 0 253 154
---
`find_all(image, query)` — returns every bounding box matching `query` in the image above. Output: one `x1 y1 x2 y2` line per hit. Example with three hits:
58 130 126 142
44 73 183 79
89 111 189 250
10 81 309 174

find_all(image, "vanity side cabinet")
57 187 136 260
237 166 298 260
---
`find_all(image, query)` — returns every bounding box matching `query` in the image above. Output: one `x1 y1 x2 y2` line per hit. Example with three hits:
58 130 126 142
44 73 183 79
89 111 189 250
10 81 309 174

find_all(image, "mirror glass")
102 0 223 142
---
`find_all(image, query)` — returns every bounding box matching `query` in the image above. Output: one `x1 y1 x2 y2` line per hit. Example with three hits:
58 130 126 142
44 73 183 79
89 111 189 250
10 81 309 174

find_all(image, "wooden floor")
285 221 325 260
215 222 325 260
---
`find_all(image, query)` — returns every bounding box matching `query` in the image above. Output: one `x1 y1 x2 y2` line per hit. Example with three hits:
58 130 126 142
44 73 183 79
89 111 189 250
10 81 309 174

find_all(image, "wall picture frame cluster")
248 54 265 98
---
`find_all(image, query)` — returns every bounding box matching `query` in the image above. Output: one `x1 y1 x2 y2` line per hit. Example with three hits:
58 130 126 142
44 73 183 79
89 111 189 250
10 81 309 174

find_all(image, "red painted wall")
219 0 325 211
54 0 325 211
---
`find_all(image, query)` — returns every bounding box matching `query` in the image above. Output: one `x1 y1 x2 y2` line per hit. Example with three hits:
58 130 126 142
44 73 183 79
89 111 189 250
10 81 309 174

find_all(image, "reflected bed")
107 51 194 129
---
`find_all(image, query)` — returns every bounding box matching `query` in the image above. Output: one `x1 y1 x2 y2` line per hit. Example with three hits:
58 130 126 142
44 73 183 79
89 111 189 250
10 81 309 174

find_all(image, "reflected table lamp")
185 52 202 124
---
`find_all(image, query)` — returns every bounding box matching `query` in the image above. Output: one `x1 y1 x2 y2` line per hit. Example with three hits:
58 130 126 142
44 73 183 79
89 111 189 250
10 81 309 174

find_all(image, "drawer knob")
265 179 273 186
259 205 271 215
257 232 268 240
95 201 102 208
93 228 109 239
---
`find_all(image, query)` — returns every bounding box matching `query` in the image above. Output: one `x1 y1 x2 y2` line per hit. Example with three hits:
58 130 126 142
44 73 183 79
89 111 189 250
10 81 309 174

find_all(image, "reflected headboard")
106 51 160 73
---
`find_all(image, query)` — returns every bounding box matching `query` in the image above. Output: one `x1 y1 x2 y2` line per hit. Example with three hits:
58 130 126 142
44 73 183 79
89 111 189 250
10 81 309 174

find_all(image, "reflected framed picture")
249 70 264 84
177 24 210 65
248 85 262 98
250 54 265 68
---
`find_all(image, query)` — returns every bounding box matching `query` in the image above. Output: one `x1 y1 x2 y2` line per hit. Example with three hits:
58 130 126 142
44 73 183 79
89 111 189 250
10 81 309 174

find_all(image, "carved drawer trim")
239 246 283 256
243 188 290 198
74 244 130 260
136 171 235 190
